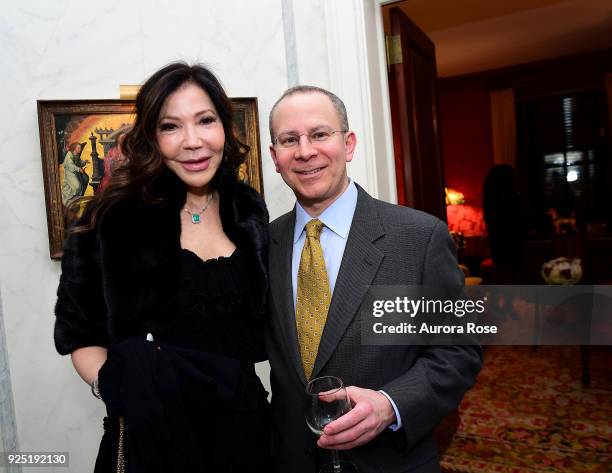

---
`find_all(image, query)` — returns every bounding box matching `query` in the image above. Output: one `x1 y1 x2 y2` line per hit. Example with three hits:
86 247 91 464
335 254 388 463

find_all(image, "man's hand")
317 386 396 450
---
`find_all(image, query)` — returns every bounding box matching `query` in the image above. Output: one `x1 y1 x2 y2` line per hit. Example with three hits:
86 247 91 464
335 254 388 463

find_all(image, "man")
265 85 482 473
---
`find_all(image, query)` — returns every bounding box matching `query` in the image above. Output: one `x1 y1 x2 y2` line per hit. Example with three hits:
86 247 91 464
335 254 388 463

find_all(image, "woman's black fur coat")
54 172 269 355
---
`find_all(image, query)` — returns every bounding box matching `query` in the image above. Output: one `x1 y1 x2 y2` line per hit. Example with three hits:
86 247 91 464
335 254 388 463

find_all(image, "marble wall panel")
0 1 298 471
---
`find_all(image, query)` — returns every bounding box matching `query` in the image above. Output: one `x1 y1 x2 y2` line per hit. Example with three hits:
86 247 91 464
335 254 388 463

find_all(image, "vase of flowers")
541 257 582 285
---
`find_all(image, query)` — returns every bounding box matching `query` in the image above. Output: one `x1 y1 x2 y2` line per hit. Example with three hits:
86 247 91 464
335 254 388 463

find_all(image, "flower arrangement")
541 257 582 285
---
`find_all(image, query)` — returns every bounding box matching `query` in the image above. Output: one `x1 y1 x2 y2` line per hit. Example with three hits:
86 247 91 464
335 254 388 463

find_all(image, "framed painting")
37 97 264 259
232 98 264 194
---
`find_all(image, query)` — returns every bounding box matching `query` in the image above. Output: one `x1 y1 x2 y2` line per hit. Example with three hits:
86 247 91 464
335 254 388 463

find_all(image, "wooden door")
388 7 446 221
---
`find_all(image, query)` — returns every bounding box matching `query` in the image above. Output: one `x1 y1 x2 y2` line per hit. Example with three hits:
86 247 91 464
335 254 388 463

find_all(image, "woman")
54 63 270 472
483 164 522 283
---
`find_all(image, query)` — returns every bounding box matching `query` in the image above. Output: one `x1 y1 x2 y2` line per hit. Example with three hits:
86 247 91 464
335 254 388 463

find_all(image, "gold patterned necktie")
296 219 331 380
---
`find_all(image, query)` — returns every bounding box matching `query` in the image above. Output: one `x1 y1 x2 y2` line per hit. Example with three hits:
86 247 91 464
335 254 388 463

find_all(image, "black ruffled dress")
95 248 270 473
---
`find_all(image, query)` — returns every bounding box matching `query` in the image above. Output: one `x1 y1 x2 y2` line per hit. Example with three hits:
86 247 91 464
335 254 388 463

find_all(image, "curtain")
490 88 517 169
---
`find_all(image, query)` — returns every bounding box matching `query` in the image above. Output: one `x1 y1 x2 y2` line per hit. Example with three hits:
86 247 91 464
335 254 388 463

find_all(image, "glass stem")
331 449 342 471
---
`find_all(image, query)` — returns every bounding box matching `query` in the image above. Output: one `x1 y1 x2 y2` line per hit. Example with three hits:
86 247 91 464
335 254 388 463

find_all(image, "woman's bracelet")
91 377 101 399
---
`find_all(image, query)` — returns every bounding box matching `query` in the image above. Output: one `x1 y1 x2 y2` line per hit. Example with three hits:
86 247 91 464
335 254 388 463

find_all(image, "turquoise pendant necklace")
183 194 212 224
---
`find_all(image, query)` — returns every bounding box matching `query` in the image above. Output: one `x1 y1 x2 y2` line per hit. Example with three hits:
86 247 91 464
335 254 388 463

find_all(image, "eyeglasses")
273 128 348 149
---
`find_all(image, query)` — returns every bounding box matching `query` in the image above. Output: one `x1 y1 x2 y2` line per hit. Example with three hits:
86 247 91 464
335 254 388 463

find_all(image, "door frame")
322 0 399 203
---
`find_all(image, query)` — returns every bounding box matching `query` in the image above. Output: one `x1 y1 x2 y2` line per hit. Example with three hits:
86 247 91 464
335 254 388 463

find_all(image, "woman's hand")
71 346 108 386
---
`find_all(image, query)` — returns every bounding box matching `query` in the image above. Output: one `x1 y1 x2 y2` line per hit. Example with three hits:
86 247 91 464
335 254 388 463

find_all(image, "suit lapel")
312 187 385 378
270 210 306 383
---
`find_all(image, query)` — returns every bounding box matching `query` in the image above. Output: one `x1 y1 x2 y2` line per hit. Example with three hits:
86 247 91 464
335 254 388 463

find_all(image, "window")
519 91 609 225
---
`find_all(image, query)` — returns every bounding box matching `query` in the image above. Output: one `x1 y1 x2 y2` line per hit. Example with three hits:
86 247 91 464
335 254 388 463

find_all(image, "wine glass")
305 376 358 473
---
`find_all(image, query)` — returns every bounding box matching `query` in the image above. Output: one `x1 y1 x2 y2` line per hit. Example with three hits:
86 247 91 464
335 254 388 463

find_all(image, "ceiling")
382 0 612 78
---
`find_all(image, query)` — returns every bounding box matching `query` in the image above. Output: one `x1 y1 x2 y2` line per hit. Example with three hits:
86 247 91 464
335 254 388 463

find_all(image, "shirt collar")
293 179 358 243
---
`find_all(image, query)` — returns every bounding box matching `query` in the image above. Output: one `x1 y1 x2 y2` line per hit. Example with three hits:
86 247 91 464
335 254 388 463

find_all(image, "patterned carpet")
439 346 612 473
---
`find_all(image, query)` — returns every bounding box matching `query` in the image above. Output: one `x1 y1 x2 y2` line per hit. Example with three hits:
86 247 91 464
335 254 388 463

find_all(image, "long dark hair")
70 62 248 233
483 164 517 225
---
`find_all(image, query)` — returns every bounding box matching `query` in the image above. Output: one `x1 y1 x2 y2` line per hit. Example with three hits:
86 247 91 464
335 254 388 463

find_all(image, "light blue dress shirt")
291 179 402 430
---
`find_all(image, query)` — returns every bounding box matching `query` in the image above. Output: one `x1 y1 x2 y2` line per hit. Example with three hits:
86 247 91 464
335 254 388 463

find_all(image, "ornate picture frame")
37 97 263 259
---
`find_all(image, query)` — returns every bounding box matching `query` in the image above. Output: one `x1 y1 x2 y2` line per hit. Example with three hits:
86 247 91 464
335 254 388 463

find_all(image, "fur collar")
96 170 269 325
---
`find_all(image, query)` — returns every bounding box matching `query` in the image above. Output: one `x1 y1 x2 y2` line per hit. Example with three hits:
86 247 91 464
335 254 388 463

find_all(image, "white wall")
0 1 393 471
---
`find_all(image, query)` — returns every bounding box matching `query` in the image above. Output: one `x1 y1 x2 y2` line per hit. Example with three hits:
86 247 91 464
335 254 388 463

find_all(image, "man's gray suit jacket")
265 184 483 473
